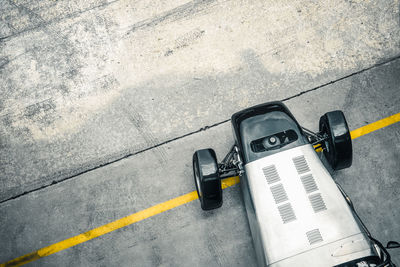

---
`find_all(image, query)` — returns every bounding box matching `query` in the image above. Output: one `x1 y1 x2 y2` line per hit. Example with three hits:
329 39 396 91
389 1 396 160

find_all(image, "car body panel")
241 144 376 266
270 234 374 267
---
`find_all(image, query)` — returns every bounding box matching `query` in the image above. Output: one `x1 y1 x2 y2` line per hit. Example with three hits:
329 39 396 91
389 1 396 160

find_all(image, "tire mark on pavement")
124 106 168 164
125 0 217 36
0 0 120 41
207 232 229 266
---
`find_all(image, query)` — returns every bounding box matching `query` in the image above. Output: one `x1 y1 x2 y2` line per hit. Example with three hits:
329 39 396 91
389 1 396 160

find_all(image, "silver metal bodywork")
241 144 377 267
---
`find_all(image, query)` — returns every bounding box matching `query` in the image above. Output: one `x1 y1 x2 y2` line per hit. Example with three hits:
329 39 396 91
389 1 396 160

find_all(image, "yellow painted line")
315 147 323 153
350 113 400 139
2 113 400 267
1 176 240 267
312 113 400 153
313 144 323 153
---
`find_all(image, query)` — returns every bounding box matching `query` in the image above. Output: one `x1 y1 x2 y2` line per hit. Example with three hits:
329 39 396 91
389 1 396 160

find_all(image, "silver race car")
192 101 399 267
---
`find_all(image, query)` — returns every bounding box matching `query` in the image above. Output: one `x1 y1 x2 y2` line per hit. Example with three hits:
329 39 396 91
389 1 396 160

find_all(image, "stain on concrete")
0 56 10 69
150 245 162 266
24 99 56 118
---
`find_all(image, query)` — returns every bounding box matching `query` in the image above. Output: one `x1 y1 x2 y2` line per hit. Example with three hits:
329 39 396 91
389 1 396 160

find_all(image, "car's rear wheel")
319 110 352 170
192 149 222 210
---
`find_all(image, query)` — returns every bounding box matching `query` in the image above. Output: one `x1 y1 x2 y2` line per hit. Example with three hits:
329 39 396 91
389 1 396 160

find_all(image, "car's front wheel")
193 149 222 210
319 110 352 170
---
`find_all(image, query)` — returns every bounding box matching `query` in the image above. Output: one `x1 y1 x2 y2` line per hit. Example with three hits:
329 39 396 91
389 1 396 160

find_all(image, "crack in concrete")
1 54 400 204
281 54 400 102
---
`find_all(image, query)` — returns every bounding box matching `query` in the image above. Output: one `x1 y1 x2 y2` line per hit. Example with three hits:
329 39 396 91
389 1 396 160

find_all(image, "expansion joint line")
1 54 400 204
2 113 400 266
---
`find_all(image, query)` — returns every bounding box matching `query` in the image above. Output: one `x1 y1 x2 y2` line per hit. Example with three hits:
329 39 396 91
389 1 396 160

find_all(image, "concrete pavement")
1 0 400 202
1 0 399 266
1 59 400 265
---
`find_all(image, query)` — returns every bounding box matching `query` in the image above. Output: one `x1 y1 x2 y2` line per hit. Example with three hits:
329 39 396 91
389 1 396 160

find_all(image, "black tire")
319 110 352 170
192 149 222 210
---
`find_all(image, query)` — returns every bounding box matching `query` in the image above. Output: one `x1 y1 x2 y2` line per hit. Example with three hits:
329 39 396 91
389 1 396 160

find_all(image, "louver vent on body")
277 203 296 223
292 155 310 174
309 193 327 213
300 174 318 193
306 229 323 245
270 184 288 204
262 165 280 184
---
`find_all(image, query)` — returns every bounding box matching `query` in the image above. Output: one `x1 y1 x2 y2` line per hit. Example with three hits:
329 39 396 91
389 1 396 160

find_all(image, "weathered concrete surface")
1 0 400 201
1 59 399 266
